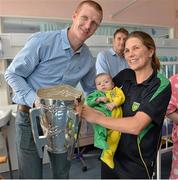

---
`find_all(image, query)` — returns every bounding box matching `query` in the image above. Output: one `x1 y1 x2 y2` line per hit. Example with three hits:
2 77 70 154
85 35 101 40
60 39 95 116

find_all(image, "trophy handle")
66 110 81 160
29 108 48 158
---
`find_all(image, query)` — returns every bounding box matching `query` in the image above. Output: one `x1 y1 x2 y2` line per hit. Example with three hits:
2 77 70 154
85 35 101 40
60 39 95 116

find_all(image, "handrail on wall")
160 61 178 78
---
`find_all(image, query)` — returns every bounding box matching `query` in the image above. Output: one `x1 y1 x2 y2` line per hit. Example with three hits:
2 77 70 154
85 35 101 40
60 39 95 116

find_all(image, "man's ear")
72 11 77 21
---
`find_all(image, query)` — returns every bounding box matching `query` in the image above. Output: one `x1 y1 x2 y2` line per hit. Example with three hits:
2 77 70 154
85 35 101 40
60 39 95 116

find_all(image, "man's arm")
4 35 40 107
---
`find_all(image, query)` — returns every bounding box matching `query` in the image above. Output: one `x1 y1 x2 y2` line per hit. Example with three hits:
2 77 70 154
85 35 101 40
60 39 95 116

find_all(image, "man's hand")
74 97 84 117
33 97 41 108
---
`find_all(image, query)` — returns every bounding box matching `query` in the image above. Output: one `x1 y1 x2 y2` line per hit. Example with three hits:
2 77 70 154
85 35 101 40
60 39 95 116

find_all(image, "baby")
86 73 125 169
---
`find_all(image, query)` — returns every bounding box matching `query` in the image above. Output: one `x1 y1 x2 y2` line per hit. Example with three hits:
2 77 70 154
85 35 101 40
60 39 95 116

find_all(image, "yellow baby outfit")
100 87 125 169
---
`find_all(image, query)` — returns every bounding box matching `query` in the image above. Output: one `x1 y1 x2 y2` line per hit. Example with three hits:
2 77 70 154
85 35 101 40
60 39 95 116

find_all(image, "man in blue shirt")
96 28 129 78
4 0 103 179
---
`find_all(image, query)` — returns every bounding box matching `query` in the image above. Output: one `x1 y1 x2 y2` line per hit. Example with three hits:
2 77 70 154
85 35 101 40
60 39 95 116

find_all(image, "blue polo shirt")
5 28 96 107
96 48 129 77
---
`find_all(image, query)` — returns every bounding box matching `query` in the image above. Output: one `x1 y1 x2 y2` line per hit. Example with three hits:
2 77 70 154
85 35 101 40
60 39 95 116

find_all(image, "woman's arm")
167 110 178 124
81 105 151 135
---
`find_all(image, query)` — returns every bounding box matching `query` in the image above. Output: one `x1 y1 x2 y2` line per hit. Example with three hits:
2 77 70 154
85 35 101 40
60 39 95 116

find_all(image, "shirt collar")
61 27 83 54
142 69 157 86
109 48 116 56
61 28 71 50
130 69 157 86
110 48 124 58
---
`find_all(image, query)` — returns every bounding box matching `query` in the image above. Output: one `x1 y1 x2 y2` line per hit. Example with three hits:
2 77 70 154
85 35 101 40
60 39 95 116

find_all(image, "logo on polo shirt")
132 102 140 111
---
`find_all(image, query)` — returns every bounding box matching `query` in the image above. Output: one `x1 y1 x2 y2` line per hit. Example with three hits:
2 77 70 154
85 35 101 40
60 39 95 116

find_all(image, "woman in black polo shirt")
80 31 171 179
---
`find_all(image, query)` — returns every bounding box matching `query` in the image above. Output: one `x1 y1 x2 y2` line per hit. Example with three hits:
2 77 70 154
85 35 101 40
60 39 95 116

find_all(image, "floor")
1 146 172 179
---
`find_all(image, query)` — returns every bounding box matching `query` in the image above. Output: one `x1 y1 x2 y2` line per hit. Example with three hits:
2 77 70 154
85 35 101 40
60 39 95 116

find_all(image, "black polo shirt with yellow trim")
112 68 171 179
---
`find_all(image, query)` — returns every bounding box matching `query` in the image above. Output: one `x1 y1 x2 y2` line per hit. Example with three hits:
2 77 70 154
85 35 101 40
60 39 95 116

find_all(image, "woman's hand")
81 105 105 124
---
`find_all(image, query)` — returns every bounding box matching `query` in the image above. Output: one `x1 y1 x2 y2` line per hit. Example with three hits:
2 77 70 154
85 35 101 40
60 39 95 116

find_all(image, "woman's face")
124 37 153 71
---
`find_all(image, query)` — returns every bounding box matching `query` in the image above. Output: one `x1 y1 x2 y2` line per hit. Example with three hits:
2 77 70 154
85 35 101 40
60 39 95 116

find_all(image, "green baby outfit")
86 90 111 149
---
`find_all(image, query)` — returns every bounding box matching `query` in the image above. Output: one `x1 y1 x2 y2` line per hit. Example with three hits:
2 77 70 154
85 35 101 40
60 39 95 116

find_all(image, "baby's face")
95 74 114 92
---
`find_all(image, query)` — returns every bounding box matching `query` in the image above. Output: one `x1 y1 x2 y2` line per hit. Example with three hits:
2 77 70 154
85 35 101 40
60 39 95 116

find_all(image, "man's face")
113 32 128 56
71 4 102 43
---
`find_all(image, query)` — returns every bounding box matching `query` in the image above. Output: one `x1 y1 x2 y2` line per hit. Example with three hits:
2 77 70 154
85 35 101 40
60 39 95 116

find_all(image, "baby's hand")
106 102 116 111
96 97 108 103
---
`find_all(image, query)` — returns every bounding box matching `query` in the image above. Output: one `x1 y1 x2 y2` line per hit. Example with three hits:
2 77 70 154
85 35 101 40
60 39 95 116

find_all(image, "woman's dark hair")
127 31 160 70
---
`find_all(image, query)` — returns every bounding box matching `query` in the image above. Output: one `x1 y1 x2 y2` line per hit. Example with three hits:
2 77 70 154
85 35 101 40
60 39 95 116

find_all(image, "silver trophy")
29 84 83 160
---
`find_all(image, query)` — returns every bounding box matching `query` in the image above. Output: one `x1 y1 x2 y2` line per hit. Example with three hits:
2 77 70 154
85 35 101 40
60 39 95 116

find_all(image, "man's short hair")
76 0 103 21
113 27 129 38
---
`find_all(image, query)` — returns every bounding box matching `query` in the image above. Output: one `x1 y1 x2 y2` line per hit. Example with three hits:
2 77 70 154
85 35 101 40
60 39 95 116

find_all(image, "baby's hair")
95 73 115 89
95 73 113 86
95 73 112 80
